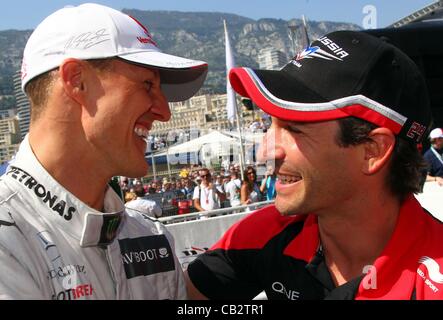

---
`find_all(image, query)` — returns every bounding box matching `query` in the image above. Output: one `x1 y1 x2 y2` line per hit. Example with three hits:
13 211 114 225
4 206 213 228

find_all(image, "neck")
317 189 401 286
29 124 109 212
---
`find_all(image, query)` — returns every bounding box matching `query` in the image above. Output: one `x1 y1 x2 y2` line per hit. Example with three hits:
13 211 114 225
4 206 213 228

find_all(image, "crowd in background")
144 116 271 153
120 162 276 218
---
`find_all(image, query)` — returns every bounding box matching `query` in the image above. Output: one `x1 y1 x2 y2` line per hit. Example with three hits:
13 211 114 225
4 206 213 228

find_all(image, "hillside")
0 10 361 109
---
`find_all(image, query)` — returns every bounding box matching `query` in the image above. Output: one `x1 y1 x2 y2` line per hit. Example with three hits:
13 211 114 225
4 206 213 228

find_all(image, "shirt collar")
282 195 428 299
5 135 125 247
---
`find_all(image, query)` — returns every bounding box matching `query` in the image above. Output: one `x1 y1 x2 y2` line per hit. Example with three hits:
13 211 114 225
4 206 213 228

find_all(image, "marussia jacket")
188 195 443 300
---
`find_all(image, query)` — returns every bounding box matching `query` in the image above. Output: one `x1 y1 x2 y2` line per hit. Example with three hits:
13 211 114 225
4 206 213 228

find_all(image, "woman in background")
241 166 262 205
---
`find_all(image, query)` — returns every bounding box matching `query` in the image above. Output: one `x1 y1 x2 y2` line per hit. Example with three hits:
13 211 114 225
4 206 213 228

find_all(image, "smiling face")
82 59 171 178
432 137 443 150
258 118 364 216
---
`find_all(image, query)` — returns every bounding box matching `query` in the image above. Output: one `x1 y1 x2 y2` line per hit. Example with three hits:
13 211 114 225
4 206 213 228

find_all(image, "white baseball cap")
429 128 443 140
21 3 208 102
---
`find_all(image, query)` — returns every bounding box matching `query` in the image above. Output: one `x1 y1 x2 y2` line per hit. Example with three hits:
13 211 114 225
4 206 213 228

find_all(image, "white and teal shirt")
0 136 186 300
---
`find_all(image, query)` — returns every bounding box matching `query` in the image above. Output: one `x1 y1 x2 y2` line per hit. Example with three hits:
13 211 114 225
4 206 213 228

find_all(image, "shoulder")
0 175 18 202
401 198 443 258
0 182 28 247
125 207 159 224
423 149 434 159
0 208 47 298
211 205 306 250
0 207 23 244
0 206 39 273
126 199 157 214
420 209 443 247
123 208 176 240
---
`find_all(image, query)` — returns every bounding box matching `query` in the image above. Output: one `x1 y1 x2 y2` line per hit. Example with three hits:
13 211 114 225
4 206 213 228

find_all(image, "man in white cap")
423 128 443 185
0 3 207 299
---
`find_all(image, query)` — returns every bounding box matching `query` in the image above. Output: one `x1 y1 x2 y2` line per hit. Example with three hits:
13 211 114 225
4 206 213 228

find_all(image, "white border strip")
244 68 407 126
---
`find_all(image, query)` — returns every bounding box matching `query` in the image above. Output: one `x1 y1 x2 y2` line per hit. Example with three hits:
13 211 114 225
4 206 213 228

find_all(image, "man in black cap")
185 30 443 300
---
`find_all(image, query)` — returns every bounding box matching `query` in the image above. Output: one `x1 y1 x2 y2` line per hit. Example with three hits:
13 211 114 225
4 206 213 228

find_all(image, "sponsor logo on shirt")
98 215 122 245
52 284 94 300
36 231 93 299
7 167 76 221
417 256 443 293
48 264 86 280
271 281 301 300
119 235 175 279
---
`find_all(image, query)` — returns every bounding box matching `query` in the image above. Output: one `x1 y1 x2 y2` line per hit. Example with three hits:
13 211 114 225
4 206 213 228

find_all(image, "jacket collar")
5 135 125 247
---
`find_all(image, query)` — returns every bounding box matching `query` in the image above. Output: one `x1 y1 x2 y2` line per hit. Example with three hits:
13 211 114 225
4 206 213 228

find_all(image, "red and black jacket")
187 195 443 300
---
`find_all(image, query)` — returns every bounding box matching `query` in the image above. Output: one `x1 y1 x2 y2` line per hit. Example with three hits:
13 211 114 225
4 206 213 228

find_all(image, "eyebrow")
284 120 326 130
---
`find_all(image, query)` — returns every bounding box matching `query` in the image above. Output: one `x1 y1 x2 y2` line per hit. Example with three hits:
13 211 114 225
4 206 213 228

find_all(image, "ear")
362 128 396 175
59 58 86 104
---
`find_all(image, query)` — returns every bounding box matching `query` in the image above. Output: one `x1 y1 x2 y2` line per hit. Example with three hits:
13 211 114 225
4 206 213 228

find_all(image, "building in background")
150 93 252 136
13 70 31 140
0 115 20 163
258 48 287 70
0 109 16 119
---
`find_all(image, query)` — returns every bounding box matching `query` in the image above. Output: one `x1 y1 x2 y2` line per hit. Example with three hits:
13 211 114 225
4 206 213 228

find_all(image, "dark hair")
25 69 58 121
243 166 256 184
199 168 210 176
336 117 427 200
25 58 114 122
134 185 146 198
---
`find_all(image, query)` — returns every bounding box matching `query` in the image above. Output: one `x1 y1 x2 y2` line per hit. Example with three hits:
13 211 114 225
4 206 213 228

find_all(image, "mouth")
134 121 151 142
277 174 302 185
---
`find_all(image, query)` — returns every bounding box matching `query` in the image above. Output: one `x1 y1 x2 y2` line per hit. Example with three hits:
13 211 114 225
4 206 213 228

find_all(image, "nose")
257 122 286 163
150 91 171 122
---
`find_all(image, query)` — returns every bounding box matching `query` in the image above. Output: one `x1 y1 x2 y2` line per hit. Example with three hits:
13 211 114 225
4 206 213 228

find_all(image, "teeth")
278 175 301 184
134 126 149 139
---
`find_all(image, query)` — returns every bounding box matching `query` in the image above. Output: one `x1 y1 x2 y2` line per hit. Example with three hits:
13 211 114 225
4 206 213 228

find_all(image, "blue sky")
0 0 435 30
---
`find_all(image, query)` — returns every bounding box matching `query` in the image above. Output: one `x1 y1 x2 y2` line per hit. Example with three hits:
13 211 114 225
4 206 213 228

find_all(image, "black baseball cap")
229 30 432 143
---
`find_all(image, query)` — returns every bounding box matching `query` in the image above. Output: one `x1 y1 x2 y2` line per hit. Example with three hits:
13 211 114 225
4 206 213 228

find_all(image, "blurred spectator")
183 178 195 199
249 119 261 132
424 128 443 186
120 177 130 196
225 170 242 207
193 168 224 212
145 185 163 208
126 185 162 218
260 165 277 201
241 166 262 205
179 168 189 178
162 178 176 205
214 174 225 194
124 190 137 203
174 181 185 199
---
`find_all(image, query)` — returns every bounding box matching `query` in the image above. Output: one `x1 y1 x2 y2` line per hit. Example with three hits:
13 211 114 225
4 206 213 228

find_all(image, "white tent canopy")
153 130 237 157
222 130 265 144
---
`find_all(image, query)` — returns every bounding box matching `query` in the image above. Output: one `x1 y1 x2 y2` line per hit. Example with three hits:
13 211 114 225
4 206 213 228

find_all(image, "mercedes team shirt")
187 196 443 300
0 136 186 299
